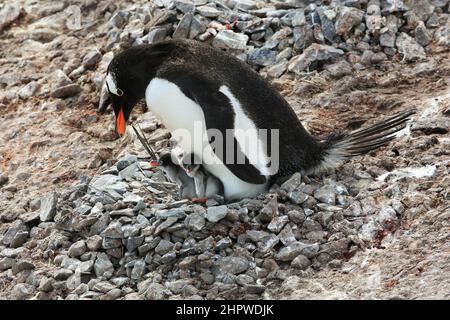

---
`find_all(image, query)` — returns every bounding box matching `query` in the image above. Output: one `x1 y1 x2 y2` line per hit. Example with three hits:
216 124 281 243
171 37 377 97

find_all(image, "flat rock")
288 44 344 74
40 191 58 222
213 30 248 50
396 32 425 61
206 205 228 223
50 84 82 99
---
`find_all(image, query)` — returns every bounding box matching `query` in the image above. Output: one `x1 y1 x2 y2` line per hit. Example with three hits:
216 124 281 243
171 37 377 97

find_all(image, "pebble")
214 256 249 275
50 84 82 99
94 253 114 278
68 240 87 257
396 32 426 61
288 44 344 74
206 205 228 223
39 192 58 222
213 30 249 50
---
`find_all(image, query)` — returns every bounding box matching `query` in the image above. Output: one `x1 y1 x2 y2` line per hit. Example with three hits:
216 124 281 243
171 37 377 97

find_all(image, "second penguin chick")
152 152 197 199
181 153 224 203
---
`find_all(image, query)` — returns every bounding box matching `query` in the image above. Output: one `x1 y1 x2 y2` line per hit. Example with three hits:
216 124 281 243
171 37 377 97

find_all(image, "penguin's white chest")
145 77 267 200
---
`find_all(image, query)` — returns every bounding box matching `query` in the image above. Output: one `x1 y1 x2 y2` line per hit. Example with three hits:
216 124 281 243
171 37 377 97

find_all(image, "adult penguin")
100 39 415 200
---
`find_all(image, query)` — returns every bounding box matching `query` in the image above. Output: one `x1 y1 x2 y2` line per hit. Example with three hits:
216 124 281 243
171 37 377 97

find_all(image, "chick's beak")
117 108 126 136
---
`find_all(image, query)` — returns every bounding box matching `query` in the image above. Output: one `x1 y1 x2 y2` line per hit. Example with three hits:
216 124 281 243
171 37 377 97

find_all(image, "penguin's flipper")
175 76 266 185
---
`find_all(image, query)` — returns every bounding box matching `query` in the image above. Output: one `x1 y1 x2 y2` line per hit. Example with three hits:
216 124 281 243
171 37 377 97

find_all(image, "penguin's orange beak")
117 108 126 136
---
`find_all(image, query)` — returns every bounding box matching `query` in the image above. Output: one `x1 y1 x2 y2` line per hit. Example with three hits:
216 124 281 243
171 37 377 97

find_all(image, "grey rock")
413 59 437 76
267 59 288 78
155 239 174 255
11 283 35 300
216 237 232 250
116 155 138 171
335 6 365 35
2 220 27 247
82 49 102 69
280 172 302 192
40 192 58 222
92 281 116 293
156 208 187 219
18 81 40 99
325 60 352 78
291 254 311 270
155 216 178 235
267 216 289 233
415 21 431 46
127 236 144 252
110 208 135 217
258 233 279 252
380 29 396 47
109 11 128 28
173 13 192 39
9 230 28 249
100 221 123 238
68 240 87 257
38 277 54 292
186 213 206 231
275 241 320 261
175 0 196 13
248 47 277 67
244 284 266 294
144 27 167 44
288 44 344 74
314 185 336 205
197 5 222 18
189 15 207 39
247 230 271 242
278 224 297 246
143 282 169 300
214 256 249 275
94 253 114 278
1 247 23 258
102 237 122 250
396 32 426 61
288 190 309 204
0 173 8 186
50 84 82 99
229 0 257 10
206 205 228 223
54 268 73 280
292 10 306 27
131 260 146 280
316 7 336 42
0 257 15 271
0 3 22 31
161 251 177 264
377 206 397 228
213 30 249 50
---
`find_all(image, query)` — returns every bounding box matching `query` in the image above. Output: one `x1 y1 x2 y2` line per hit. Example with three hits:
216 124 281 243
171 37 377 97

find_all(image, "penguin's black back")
149 40 323 180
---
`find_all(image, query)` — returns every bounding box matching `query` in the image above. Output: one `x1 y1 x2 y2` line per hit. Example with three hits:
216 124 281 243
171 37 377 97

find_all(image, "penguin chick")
181 153 224 203
152 152 196 199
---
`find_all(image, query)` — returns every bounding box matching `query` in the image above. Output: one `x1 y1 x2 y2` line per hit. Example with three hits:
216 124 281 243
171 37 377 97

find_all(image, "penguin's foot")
192 197 208 203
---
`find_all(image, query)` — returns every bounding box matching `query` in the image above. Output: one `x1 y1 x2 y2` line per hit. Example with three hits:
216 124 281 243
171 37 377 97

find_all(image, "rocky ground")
0 0 449 300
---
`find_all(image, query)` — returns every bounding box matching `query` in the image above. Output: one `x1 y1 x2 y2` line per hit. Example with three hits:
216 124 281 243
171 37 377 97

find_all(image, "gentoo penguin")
152 152 196 199
180 153 224 203
102 39 416 200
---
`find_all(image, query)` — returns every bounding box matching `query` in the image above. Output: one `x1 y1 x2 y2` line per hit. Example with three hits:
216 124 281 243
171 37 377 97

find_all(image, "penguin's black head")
105 44 168 135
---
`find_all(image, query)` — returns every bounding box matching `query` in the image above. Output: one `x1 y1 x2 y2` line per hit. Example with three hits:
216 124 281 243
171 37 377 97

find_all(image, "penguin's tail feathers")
311 108 417 174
